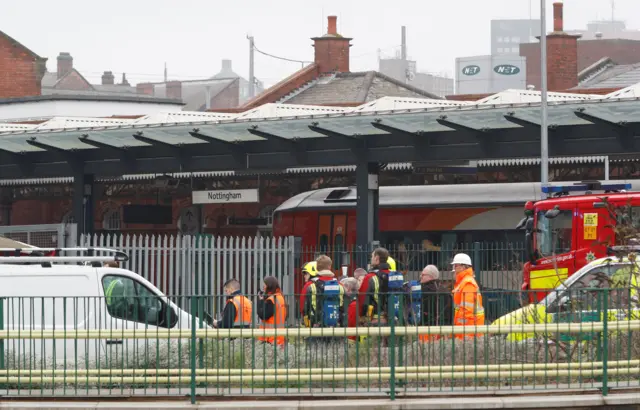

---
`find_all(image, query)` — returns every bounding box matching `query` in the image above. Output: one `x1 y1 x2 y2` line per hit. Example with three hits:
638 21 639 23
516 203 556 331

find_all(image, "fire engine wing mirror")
516 217 527 230
545 206 561 219
525 232 535 264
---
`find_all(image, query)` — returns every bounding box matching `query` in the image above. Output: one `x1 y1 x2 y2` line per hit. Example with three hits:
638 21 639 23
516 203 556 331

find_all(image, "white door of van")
99 274 179 370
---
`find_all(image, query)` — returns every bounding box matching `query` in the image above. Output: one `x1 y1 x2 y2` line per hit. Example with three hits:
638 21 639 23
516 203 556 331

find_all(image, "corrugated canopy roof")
0 87 639 180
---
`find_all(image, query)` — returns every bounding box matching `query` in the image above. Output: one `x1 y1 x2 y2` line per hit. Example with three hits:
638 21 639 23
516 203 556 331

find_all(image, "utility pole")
247 35 255 99
164 62 167 82
540 0 549 198
401 26 408 84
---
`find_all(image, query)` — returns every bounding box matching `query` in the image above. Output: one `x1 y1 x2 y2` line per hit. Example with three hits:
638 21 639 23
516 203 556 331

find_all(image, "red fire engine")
520 181 638 302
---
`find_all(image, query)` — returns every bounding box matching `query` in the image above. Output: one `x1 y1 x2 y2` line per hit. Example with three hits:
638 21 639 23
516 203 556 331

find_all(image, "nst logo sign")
461 65 481 76
494 64 520 75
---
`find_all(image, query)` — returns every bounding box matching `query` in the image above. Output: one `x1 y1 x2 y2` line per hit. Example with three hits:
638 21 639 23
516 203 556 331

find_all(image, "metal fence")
298 242 526 290
0 289 637 402
79 234 295 315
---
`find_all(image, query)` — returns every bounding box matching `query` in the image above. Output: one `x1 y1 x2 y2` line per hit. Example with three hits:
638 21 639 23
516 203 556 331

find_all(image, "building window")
259 205 277 227
512 47 520 53
497 47 504 53
496 37 503 43
103 209 121 231
511 36 520 43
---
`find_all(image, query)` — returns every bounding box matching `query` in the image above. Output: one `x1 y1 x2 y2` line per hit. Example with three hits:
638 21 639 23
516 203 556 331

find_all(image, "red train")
272 182 551 289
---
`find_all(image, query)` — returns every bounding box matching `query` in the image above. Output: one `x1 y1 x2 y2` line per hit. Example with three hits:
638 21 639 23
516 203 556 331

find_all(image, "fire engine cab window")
536 210 572 258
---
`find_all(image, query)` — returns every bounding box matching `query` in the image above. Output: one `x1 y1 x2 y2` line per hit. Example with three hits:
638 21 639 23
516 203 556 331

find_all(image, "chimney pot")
553 2 563 32
101 71 115 85
327 16 337 35
56 52 73 80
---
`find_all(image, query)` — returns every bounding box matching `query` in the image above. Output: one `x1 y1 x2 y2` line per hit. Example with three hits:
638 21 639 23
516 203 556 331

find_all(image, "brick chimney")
312 16 352 74
166 80 182 100
136 83 154 96
546 2 581 91
101 71 115 85
57 52 73 79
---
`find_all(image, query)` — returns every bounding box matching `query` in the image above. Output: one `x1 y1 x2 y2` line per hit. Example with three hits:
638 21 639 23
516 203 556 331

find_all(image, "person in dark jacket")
213 278 252 329
420 265 453 328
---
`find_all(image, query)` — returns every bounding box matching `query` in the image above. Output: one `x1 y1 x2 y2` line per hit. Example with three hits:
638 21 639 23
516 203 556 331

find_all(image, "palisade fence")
78 234 526 318
79 234 296 316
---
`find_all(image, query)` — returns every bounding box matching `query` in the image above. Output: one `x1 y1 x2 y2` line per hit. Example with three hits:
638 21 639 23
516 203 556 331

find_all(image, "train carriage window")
333 234 344 270
318 234 329 255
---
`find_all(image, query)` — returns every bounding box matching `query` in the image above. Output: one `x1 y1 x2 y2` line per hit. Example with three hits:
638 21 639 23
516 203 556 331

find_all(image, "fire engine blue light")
541 183 632 194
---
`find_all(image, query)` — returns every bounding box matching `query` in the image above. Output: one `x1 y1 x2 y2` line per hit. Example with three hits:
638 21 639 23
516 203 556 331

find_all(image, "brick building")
2 14 631 236
519 2 640 92
0 30 47 98
41 52 137 97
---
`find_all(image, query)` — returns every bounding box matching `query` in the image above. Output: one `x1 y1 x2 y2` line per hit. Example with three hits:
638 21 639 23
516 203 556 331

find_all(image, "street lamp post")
540 0 549 198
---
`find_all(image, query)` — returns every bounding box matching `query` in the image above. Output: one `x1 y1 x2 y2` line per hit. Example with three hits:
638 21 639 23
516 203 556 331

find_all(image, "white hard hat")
451 253 472 266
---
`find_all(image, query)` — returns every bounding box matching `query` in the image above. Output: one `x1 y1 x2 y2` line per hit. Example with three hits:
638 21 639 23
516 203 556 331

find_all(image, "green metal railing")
0 289 637 403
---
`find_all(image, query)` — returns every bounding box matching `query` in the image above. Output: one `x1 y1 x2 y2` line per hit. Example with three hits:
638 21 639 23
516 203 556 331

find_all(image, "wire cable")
252 44 313 65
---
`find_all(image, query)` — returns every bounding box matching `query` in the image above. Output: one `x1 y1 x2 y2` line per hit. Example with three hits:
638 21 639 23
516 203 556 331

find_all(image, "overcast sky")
2 0 639 88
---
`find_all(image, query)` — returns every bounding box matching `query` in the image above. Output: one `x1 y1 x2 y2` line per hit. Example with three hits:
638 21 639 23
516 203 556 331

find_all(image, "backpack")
380 270 404 322
315 279 341 327
408 280 422 325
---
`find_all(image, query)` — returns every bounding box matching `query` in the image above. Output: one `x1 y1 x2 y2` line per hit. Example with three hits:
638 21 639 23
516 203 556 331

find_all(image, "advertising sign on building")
192 189 259 204
455 55 526 95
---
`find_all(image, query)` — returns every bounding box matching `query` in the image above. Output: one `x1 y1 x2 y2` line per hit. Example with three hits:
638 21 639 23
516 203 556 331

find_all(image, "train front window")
536 210 572 258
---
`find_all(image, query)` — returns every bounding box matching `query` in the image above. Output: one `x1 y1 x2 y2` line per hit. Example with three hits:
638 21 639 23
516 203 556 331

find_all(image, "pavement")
1 392 640 409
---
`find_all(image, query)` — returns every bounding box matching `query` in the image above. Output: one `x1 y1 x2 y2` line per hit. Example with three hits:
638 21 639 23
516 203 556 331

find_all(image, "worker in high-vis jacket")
214 278 252 329
450 253 485 339
104 276 130 319
257 276 287 346
299 261 318 320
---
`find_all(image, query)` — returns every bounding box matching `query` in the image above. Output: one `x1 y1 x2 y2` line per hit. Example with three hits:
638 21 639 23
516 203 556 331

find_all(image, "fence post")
601 288 609 396
190 296 197 405
0 298 4 371
388 296 396 401
472 242 482 286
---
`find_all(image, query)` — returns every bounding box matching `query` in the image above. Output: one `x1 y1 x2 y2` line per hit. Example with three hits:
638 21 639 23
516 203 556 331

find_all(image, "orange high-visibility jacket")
258 292 287 345
228 295 253 328
452 267 485 339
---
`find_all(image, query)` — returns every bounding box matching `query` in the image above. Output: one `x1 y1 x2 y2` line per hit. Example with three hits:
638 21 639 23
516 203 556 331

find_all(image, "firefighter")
299 261 318 321
358 247 390 325
303 255 344 328
451 253 485 339
257 276 287 346
214 278 252 329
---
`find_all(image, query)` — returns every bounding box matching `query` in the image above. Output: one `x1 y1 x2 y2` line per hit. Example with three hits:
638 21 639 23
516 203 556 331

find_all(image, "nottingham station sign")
192 189 259 204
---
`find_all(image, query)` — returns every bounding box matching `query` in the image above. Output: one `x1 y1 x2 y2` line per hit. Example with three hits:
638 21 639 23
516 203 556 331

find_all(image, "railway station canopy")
1 84 640 180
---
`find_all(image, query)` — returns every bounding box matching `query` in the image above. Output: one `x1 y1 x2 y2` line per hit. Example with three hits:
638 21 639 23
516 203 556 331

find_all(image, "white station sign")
192 189 259 204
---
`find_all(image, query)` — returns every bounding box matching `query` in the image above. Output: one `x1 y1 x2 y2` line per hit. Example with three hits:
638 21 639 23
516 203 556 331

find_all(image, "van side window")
102 275 177 328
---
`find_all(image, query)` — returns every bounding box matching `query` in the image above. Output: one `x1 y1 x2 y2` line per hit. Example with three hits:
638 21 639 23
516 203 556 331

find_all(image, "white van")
0 249 201 370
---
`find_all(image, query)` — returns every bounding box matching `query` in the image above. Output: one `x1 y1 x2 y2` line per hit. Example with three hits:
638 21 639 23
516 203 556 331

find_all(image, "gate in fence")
0 223 76 248
80 234 296 315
